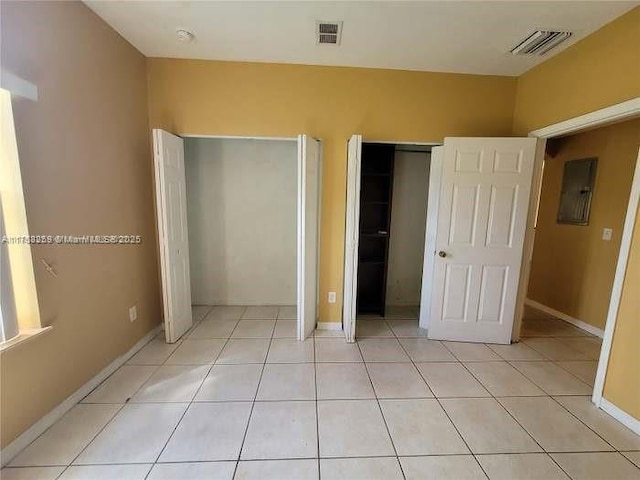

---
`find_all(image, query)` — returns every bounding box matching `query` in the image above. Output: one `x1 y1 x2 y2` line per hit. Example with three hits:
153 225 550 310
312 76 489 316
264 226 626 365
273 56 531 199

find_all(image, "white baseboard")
0 325 161 467
316 322 342 331
525 299 604 338
600 398 640 436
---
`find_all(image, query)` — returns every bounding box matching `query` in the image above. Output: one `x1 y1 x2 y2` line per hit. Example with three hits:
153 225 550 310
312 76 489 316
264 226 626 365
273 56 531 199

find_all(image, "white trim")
363 140 440 147
529 97 640 139
0 326 52 353
525 99 640 413
600 398 640 436
342 134 363 343
316 322 342 331
513 138 547 342
525 298 604 338
1 72 38 101
0 325 161 467
179 134 297 142
592 146 640 406
297 134 305 340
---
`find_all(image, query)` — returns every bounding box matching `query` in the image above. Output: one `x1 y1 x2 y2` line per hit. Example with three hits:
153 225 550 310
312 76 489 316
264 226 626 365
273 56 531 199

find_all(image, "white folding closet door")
297 135 321 340
342 134 362 343
428 137 538 344
419 146 443 329
153 129 193 343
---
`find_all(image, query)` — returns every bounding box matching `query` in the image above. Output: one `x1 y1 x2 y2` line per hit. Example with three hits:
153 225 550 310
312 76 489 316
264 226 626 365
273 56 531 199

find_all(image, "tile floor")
3 305 639 480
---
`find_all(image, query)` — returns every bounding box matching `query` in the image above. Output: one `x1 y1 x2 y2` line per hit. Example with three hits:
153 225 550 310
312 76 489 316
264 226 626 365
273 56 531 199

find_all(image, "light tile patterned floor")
3 306 639 480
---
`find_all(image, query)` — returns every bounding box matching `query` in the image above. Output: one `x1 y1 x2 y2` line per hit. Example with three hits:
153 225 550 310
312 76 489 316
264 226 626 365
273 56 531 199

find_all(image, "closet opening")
184 137 298 311
153 131 321 343
355 142 433 336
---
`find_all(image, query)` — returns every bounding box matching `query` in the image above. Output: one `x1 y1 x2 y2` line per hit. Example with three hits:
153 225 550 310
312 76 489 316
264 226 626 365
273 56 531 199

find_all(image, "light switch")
129 305 138 322
328 291 337 304
602 228 613 241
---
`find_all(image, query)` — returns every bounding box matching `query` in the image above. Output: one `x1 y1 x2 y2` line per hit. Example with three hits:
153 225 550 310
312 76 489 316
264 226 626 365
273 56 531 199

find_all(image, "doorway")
152 131 322 343
520 118 640 395
344 135 541 345
356 143 432 320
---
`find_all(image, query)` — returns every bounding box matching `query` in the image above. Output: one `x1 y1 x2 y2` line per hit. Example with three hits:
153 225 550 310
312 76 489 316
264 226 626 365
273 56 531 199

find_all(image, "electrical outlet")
328 291 337 304
602 228 613 241
129 305 138 322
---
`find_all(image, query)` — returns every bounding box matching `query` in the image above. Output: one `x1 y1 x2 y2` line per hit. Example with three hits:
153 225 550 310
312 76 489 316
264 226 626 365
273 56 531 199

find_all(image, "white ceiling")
85 1 638 76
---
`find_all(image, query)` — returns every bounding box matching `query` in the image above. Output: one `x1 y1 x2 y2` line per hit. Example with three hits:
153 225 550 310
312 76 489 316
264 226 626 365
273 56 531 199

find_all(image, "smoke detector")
316 21 343 45
176 29 195 43
510 30 572 56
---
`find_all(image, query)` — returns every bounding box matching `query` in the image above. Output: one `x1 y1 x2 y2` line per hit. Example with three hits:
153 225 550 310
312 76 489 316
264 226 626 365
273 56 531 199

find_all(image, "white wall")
386 150 430 306
185 138 297 305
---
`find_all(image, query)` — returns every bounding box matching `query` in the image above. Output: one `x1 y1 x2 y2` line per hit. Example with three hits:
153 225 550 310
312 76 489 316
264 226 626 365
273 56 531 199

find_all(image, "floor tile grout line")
506 359 591 396
231 311 277 479
355 335 407 480
53 403 128 478
435 336 558 455
509 334 621 455
51 325 180 477
440 330 600 478
8 448 638 470
313 333 321 480
40 323 191 477
386 318 491 480
6 311 630 477
521 337 593 363
146 306 246 478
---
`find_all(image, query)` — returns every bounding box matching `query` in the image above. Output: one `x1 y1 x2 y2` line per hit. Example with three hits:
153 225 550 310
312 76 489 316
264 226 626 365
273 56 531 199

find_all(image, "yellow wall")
512 6 639 419
528 119 640 330
1 0 638 450
512 6 640 135
147 58 517 323
604 204 640 419
0 1 161 447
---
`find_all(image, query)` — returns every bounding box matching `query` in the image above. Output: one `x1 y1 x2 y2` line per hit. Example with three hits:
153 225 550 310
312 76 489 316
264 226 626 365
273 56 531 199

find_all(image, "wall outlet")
602 228 613 241
328 291 337 304
129 305 138 322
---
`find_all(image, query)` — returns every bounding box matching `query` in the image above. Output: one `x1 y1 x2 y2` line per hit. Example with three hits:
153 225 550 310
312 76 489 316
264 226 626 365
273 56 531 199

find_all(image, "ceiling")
84 1 638 76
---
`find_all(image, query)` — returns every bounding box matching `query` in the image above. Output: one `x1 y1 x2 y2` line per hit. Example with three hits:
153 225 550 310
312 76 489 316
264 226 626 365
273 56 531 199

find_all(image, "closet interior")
356 143 431 319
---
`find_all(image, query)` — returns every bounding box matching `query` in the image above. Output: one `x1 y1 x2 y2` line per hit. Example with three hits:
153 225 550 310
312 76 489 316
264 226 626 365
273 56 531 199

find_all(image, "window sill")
0 326 53 354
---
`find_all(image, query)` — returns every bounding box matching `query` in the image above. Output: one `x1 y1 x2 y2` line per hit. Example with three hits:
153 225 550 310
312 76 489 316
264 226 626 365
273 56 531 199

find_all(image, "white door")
342 135 362 343
297 135 321 340
428 137 538 344
153 129 193 343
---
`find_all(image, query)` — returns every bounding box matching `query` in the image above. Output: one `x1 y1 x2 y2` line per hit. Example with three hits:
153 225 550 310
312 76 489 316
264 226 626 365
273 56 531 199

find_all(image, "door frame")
517 97 640 415
342 138 440 340
156 132 321 340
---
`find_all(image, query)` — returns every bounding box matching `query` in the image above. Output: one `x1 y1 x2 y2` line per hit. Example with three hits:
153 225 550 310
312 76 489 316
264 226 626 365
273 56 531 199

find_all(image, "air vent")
510 30 572 56
317 21 343 45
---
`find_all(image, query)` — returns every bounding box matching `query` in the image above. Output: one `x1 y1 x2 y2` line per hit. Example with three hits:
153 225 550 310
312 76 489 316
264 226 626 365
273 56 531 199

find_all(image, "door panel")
419 146 443 330
297 135 321 340
153 129 193 343
428 137 538 344
342 135 362 343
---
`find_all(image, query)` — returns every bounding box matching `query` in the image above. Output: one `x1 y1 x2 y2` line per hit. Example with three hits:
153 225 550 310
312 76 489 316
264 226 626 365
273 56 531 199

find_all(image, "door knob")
438 251 448 258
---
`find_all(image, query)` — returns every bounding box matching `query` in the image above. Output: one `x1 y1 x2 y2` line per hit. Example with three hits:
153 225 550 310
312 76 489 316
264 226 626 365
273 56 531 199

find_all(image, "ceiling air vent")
510 30 572 56
317 21 343 45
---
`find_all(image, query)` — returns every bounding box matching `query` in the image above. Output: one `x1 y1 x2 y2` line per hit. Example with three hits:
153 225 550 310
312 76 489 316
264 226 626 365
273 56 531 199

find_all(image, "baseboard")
525 299 604 338
600 398 640 436
316 322 342 331
0 325 161 467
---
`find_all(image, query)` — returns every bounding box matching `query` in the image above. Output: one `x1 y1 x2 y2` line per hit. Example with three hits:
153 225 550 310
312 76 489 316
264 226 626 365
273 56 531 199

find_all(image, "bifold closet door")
343 134 363 343
297 135 321 340
153 129 193 343
427 137 538 344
